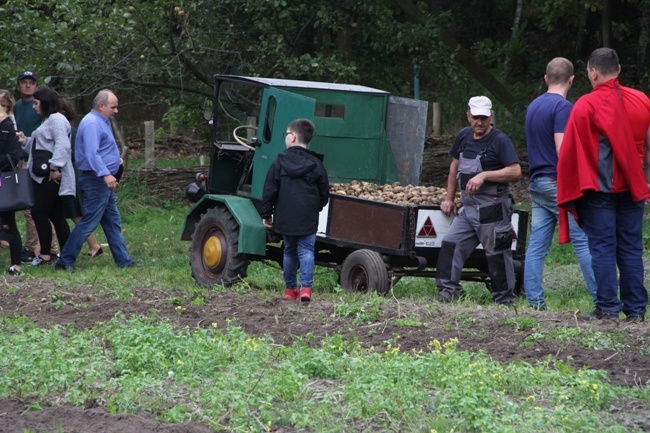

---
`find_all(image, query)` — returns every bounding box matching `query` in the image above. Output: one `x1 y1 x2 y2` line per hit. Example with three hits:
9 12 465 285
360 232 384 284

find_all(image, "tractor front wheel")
190 207 249 287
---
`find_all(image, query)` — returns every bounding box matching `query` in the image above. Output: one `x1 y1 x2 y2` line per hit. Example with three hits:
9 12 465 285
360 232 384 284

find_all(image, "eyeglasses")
283 131 294 138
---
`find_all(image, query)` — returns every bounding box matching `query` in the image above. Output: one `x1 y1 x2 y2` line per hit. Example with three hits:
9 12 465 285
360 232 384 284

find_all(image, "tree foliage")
0 0 648 136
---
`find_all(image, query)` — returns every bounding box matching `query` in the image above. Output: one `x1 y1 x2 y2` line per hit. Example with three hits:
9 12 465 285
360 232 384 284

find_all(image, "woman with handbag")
0 105 24 274
0 90 20 249
18 88 74 266
0 89 17 130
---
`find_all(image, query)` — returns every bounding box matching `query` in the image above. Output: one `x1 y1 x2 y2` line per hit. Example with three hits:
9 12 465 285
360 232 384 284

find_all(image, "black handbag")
0 155 35 212
31 139 52 177
115 164 124 182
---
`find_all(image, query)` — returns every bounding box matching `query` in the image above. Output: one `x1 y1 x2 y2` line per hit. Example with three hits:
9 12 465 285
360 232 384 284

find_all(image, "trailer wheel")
191 207 249 287
340 249 390 295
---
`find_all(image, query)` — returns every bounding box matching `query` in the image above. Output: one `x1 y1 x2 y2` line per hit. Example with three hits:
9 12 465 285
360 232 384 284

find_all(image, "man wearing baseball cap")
435 95 522 305
15 71 42 139
14 70 46 263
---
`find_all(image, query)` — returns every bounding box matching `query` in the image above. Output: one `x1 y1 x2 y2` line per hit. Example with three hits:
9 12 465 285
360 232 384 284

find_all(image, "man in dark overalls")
436 96 522 305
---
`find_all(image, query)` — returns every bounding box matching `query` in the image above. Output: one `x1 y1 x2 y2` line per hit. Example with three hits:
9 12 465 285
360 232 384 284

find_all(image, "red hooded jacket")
557 78 650 243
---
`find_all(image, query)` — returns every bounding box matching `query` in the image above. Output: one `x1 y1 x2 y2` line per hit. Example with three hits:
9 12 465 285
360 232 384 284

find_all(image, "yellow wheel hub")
203 235 223 268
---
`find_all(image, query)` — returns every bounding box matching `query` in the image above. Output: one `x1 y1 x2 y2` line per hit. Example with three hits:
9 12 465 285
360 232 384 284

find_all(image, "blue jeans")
282 233 316 289
575 190 647 317
57 173 134 267
524 177 597 308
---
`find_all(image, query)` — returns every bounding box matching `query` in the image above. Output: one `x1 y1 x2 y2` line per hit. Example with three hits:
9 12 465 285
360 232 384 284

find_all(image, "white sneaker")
30 256 50 266
8 265 20 275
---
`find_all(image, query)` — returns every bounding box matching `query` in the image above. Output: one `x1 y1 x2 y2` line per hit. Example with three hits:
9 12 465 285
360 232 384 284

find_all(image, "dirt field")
1 284 649 432
1 136 647 432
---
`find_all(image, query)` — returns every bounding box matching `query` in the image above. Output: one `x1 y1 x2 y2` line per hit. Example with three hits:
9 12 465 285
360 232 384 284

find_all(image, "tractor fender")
181 194 267 256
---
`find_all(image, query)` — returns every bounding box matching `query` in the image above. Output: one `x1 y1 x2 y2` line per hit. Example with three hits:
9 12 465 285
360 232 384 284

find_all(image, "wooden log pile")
127 134 210 157
122 166 203 201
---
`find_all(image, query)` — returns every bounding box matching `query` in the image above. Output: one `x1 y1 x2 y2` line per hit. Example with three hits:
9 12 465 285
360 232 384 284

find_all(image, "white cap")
468 96 492 117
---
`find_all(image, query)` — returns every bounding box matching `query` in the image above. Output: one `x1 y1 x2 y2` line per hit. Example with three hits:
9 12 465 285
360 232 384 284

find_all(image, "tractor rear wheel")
340 249 390 295
191 207 249 287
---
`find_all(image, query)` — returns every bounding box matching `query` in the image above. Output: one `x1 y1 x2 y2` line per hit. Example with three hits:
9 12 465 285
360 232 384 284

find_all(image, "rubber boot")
299 287 312 302
486 254 516 305
284 288 299 300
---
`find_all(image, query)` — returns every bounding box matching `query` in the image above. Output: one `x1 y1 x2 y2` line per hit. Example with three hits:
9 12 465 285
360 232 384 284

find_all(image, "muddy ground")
0 136 647 432
0 285 649 432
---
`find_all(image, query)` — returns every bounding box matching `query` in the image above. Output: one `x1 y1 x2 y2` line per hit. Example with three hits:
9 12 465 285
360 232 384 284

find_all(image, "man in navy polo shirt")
523 57 597 311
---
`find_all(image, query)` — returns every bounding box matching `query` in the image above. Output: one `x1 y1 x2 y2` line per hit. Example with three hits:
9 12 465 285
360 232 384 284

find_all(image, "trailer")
181 75 527 294
314 194 527 294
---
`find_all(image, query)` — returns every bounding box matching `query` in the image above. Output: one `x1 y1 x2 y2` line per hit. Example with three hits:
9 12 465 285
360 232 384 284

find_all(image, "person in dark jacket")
260 118 329 302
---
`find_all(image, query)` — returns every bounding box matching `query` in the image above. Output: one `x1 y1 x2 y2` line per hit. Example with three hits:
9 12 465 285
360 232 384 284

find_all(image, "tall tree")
1 0 648 134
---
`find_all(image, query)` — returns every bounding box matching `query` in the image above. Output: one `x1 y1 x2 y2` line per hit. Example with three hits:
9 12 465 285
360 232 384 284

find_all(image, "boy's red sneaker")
299 287 312 302
284 288 299 300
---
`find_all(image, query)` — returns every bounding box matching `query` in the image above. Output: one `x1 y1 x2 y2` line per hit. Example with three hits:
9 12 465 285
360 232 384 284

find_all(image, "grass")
0 314 642 432
1 166 650 432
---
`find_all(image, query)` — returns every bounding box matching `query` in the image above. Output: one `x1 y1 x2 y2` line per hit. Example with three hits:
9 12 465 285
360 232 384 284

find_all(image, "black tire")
340 249 390 295
482 260 524 296
190 207 249 287
513 258 524 296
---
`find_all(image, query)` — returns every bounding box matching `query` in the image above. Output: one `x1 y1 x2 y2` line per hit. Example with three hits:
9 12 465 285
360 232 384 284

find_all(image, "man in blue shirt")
55 90 137 270
523 57 597 310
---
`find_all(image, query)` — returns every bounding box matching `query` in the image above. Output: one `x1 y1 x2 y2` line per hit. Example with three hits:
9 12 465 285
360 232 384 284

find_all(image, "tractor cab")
202 75 427 203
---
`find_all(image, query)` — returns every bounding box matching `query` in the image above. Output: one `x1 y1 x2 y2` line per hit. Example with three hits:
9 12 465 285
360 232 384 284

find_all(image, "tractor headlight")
185 182 205 202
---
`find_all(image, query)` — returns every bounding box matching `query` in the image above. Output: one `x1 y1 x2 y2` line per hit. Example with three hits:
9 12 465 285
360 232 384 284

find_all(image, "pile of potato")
329 181 460 206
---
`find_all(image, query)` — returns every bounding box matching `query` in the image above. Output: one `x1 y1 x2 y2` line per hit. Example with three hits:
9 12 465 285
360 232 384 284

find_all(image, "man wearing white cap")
435 96 522 305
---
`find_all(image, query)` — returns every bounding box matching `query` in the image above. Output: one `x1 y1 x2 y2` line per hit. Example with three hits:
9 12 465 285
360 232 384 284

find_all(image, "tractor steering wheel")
233 125 258 151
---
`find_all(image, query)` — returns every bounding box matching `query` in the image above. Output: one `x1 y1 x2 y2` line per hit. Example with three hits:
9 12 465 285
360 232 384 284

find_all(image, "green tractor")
181 75 526 293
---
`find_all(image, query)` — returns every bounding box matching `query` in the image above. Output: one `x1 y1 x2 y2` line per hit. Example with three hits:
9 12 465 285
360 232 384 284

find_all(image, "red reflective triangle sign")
417 216 437 237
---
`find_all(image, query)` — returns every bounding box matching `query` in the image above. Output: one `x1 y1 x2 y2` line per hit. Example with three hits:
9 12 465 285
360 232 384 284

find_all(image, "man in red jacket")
557 48 650 322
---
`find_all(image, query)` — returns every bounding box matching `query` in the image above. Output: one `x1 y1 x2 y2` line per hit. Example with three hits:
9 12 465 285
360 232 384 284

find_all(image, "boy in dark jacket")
260 118 329 301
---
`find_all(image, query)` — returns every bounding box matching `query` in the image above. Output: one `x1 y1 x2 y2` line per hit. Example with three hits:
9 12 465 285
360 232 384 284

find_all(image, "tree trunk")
392 0 517 112
602 0 612 47
574 7 589 59
337 25 354 52
637 1 650 82
504 0 523 74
